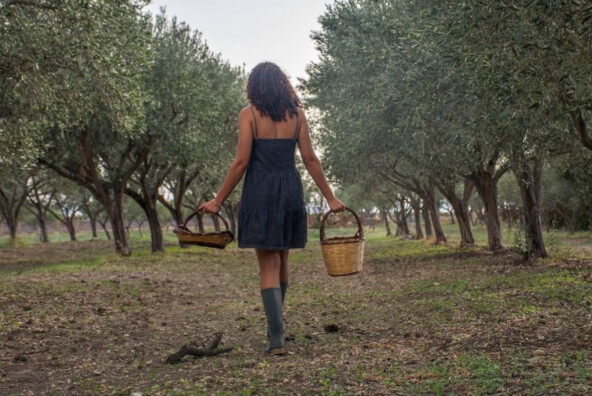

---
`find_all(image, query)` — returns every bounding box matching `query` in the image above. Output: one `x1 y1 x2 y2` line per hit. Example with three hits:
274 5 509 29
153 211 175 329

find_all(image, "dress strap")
293 110 300 141
249 106 259 138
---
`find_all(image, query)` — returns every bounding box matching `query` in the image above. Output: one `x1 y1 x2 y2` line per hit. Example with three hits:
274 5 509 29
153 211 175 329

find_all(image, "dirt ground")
1 237 591 395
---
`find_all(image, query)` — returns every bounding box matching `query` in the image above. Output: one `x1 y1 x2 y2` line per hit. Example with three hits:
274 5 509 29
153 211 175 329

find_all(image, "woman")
199 62 344 355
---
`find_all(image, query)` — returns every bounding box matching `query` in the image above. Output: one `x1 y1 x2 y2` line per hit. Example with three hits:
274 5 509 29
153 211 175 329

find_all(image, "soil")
1 238 591 395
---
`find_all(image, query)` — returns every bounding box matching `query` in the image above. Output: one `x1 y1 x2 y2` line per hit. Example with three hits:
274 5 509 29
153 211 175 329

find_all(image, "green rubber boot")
267 282 288 339
261 288 285 355
280 281 288 304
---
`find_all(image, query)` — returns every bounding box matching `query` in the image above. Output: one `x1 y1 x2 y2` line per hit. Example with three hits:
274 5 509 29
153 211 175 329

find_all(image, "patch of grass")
32 256 109 273
479 268 592 308
403 277 471 294
368 238 462 261
461 353 503 393
72 377 108 395
397 353 502 395
440 222 592 250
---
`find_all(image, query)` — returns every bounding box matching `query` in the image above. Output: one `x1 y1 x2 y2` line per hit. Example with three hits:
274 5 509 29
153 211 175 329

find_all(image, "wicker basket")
320 207 365 276
173 210 234 249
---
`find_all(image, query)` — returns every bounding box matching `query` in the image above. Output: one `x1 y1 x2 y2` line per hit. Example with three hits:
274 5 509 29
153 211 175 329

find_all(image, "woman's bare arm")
297 109 345 212
199 107 253 214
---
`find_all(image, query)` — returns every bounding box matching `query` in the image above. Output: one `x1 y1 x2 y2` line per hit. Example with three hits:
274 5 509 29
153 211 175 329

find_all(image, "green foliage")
145 10 245 173
302 0 592 255
0 0 150 164
0 4 246 253
542 148 592 231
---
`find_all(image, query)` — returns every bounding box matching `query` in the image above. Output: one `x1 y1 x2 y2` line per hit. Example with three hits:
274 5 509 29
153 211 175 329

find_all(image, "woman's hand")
328 197 345 212
198 199 221 215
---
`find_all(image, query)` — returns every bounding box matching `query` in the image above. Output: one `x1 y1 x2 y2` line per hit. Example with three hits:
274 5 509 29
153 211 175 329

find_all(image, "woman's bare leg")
279 249 289 283
256 249 281 289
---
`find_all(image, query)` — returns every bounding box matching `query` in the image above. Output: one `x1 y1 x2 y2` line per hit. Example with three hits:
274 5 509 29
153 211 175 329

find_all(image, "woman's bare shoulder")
296 107 307 119
239 106 254 121
297 108 309 127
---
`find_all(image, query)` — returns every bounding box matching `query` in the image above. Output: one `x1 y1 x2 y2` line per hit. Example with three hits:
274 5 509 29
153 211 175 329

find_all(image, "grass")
440 221 592 249
2 219 591 250
0 228 179 247
1 226 591 395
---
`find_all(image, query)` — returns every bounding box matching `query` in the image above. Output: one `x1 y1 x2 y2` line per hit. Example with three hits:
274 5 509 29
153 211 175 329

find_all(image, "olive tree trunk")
513 157 547 260
409 197 424 239
381 207 392 236
436 179 475 247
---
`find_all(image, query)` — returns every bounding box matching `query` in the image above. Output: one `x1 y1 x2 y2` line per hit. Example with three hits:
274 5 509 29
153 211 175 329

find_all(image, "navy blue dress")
237 107 308 250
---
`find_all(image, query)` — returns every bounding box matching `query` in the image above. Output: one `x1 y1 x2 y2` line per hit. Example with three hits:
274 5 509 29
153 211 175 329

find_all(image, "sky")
144 1 332 84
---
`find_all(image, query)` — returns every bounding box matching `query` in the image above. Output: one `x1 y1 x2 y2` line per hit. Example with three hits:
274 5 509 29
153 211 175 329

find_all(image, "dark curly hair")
246 62 301 122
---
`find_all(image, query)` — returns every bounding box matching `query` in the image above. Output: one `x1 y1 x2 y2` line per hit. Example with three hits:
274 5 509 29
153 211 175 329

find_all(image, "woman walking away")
199 62 344 355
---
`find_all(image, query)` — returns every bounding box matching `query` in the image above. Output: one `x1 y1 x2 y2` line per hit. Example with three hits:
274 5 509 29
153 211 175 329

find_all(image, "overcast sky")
144 1 332 84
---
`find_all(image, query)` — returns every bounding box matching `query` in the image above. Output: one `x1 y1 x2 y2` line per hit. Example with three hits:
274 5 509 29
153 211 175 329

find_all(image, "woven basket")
320 207 365 276
173 210 234 249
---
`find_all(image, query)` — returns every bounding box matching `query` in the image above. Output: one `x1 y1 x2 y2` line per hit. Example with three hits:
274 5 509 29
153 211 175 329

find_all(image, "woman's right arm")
296 109 345 212
199 107 253 214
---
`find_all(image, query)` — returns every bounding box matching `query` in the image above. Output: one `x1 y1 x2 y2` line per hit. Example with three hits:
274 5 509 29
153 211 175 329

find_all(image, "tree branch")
120 147 149 190
38 158 97 196
157 194 175 214
559 90 592 151
493 162 511 183
166 332 233 364
46 207 67 226
570 109 592 151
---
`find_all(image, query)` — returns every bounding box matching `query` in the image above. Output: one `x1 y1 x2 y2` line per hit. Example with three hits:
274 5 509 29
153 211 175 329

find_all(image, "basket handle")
320 206 364 242
178 209 231 233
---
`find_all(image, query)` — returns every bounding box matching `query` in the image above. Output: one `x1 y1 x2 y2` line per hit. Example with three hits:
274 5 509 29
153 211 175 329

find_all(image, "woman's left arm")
199 108 253 214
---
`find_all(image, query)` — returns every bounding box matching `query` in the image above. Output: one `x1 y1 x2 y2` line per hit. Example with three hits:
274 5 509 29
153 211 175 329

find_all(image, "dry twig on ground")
166 332 233 364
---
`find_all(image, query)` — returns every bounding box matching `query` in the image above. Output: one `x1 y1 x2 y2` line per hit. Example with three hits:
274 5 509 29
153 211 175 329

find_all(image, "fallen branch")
166 332 233 364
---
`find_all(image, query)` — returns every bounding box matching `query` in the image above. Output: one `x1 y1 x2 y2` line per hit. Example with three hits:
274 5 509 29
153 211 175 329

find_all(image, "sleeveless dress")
237 107 308 250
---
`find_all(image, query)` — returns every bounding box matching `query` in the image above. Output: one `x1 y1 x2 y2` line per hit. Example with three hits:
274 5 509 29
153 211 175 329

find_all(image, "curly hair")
246 62 301 122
